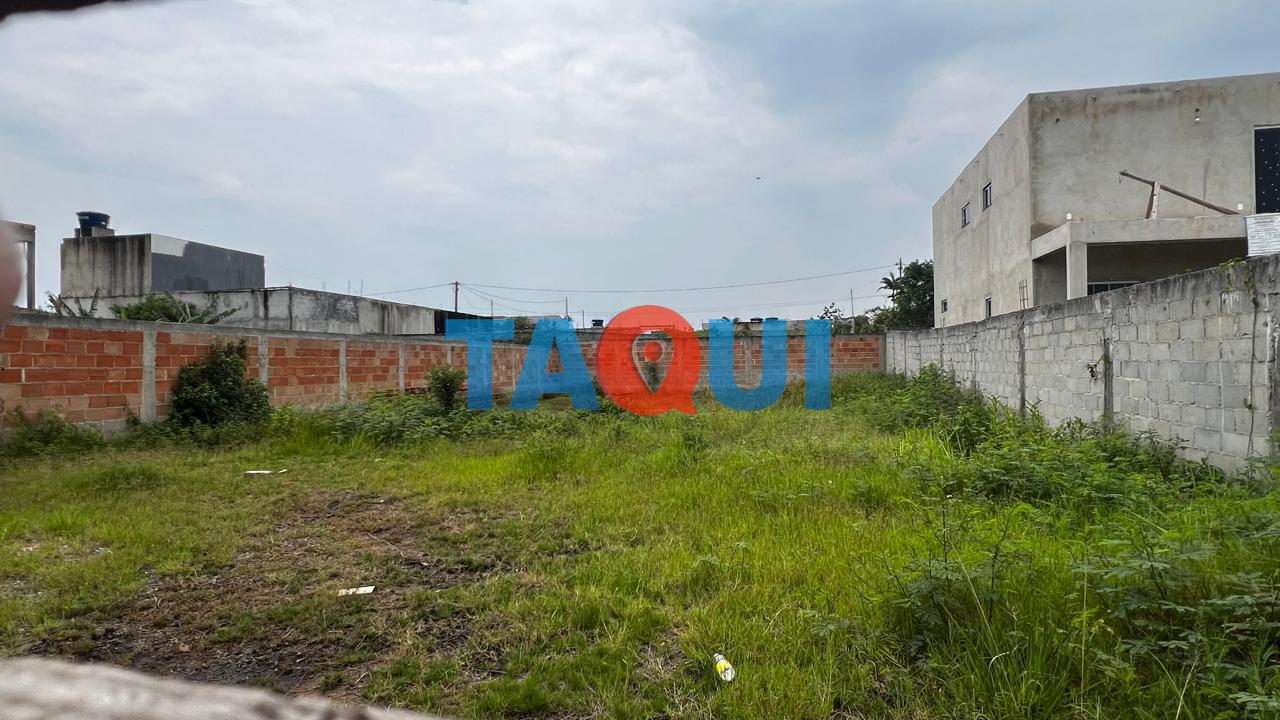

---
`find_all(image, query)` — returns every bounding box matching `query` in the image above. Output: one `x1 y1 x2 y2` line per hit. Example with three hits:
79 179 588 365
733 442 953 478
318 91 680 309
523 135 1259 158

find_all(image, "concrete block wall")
888 254 1280 470
0 313 883 429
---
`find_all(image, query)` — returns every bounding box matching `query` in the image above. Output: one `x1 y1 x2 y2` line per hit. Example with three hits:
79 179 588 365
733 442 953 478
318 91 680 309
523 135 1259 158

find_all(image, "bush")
0 409 104 457
330 393 444 444
867 365 995 454
425 365 467 412
111 293 236 324
168 341 271 429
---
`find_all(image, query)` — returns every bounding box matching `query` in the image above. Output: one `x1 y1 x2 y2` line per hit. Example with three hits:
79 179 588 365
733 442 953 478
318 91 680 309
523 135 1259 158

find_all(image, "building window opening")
1256 127 1280 214
982 182 993 210
961 203 971 227
984 297 992 319
1087 280 1138 295
941 299 948 313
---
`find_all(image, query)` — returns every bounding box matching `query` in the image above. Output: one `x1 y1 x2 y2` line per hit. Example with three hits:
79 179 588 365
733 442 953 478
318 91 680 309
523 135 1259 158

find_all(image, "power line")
580 292 890 317
463 285 566 305
460 286 553 318
465 263 896 294
367 281 454 297
369 263 896 298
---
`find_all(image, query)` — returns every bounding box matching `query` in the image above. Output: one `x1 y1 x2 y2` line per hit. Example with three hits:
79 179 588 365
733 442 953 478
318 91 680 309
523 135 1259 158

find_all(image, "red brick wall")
263 337 342 408
0 314 882 428
0 324 145 425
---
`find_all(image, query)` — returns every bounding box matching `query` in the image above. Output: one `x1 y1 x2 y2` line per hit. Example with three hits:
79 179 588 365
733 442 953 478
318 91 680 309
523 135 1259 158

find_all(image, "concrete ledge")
0 657 443 719
1032 216 1248 259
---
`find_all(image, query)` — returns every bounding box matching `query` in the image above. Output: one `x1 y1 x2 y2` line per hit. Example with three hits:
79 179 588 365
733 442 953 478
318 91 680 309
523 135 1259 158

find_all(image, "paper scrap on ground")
338 586 375 596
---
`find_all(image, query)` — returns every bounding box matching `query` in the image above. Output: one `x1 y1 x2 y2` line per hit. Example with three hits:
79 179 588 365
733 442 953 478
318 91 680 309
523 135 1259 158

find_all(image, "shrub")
330 393 443 444
868 365 995 454
168 341 271 428
425 365 467 412
0 409 104 457
111 293 236 324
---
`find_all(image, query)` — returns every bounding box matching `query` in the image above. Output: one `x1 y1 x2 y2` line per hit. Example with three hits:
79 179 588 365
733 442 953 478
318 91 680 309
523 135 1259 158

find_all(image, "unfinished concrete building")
58 213 470 335
934 72 1280 326
60 212 265 296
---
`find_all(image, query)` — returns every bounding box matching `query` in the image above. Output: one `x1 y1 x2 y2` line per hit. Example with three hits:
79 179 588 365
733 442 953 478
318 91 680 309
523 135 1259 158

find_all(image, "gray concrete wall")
60 234 265 297
82 287 436 335
1028 73 1280 238
60 234 150 296
933 98 1033 327
148 235 265 292
887 254 1280 471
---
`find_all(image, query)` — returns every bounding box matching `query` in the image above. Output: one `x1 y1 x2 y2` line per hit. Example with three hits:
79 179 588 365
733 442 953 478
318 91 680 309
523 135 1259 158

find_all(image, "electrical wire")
463 286 566 305
464 263 896 294
366 281 454 297
581 292 889 317
367 263 897 298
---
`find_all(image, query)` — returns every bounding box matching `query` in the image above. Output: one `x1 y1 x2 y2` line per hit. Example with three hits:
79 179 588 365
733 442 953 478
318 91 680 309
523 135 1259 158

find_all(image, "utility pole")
452 281 459 313
897 257 904 276
564 297 569 321
849 289 855 318
490 299 494 318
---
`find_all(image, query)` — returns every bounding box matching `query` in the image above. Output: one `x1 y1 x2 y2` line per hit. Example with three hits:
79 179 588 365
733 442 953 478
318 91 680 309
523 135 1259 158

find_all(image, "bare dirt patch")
31 490 504 700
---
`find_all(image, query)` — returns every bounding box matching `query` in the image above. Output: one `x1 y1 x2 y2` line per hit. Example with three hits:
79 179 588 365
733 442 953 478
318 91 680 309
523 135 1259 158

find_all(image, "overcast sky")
1 0 1276 323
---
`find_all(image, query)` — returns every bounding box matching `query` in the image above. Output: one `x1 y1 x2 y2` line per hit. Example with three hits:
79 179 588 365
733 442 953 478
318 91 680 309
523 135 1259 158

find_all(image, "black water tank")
76 211 110 231
591 319 604 328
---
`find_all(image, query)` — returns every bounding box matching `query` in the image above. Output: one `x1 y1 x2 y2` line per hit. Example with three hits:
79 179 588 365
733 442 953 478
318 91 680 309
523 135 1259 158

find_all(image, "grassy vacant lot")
2 371 1280 719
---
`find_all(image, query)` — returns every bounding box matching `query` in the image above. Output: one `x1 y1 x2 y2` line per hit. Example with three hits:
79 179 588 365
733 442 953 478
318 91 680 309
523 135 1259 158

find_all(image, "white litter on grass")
243 469 289 477
338 586 375 596
714 653 736 682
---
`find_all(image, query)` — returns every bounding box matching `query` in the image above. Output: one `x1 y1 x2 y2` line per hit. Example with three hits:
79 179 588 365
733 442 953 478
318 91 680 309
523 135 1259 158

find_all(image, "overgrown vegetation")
110 292 237 324
0 409 103 457
2 366 1278 719
425 365 467 412
167 340 271 429
45 290 100 318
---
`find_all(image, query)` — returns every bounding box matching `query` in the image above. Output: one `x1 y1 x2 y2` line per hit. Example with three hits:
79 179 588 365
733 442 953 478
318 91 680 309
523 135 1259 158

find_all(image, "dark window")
1087 281 1138 296
982 183 993 210
984 297 992 319
1257 127 1280 213
961 203 971 227
941 299 948 313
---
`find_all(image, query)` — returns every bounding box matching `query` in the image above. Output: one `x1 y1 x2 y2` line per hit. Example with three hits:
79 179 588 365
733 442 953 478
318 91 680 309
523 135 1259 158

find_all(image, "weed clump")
168 340 271 430
425 366 467 412
0 410 104 457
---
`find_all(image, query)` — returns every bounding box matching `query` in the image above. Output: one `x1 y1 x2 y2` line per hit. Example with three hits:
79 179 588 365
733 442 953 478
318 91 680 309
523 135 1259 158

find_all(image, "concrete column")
397 343 406 391
1066 240 1089 300
257 336 269 385
338 339 348 403
140 330 156 423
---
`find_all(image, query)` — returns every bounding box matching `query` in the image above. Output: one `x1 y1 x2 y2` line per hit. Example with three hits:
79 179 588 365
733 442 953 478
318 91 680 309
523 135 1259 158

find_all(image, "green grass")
1 372 1279 719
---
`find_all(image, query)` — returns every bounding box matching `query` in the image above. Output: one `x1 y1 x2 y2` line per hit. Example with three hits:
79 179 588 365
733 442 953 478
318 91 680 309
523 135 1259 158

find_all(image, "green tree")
818 260 934 332
875 260 934 330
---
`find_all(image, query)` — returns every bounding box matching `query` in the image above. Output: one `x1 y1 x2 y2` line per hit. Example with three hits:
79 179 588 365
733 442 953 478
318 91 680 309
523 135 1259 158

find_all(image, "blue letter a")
708 319 786 410
446 318 513 410
511 319 600 411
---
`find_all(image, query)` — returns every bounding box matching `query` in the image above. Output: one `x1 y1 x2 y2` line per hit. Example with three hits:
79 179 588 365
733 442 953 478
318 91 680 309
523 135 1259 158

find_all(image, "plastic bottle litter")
713 653 735 682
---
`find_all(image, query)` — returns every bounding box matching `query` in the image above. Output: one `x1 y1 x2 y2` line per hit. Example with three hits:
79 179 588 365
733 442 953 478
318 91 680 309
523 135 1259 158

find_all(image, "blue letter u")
708 319 786 410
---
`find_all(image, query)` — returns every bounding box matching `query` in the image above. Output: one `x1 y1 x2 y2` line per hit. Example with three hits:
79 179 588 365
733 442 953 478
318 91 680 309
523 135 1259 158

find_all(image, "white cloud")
0 0 1275 321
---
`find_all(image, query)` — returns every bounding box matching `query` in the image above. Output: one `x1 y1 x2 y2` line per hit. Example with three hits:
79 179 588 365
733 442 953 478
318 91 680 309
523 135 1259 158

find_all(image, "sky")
1 0 1277 325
